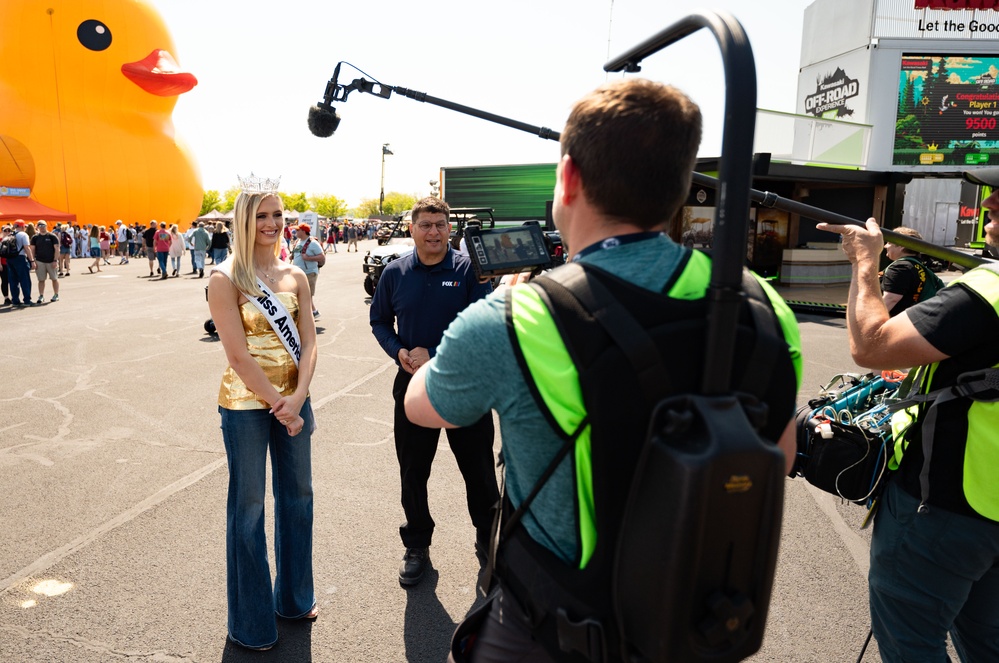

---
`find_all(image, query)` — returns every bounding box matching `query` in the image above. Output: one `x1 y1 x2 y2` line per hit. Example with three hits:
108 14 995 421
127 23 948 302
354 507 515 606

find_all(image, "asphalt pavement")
1 242 892 662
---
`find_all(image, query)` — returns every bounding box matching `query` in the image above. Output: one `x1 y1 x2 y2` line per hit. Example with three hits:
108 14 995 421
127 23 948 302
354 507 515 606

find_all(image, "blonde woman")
207 189 318 651
168 224 185 277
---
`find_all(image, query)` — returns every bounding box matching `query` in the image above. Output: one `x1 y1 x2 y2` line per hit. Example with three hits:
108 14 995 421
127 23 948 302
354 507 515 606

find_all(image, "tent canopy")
0 196 76 222
197 209 233 220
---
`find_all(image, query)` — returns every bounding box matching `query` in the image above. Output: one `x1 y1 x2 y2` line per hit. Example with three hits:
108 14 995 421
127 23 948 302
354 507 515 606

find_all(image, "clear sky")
158 0 815 208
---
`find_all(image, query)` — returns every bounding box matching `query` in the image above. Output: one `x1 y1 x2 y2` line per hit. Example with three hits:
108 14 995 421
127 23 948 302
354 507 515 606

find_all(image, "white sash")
213 259 302 367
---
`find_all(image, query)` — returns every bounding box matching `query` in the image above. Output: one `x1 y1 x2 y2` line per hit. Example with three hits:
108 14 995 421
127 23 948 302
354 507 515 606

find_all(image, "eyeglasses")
414 221 448 232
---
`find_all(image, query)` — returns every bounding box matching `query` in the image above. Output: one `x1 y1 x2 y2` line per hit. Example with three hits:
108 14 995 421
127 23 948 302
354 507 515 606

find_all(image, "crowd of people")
0 217 355 307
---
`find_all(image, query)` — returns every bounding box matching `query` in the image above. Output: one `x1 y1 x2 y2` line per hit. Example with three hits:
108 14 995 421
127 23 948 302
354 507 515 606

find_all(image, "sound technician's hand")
816 218 884 266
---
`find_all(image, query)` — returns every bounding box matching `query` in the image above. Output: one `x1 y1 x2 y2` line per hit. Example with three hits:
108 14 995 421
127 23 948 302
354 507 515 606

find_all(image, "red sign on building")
915 0 999 10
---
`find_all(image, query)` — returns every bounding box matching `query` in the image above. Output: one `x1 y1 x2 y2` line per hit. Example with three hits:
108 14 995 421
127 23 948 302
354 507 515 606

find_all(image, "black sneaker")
398 547 429 587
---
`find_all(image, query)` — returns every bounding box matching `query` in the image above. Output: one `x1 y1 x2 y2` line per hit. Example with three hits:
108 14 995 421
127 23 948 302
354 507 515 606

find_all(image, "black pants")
392 369 499 549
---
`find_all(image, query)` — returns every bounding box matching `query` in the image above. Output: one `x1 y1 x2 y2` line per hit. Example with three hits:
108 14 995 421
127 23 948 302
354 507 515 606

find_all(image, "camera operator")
404 78 801 662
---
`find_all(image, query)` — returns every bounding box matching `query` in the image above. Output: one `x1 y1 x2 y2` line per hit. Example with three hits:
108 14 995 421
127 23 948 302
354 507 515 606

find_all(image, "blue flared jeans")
219 400 315 649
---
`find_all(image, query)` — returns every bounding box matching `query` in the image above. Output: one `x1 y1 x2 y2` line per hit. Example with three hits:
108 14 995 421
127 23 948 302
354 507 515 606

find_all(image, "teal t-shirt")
424 235 800 562
292 237 323 274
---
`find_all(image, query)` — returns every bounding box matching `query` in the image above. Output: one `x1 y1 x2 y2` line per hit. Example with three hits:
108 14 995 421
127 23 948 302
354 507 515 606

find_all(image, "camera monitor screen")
465 224 552 277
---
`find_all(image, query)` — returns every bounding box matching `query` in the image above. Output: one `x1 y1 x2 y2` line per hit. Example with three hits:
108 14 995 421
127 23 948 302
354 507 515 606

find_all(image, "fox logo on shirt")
441 280 461 287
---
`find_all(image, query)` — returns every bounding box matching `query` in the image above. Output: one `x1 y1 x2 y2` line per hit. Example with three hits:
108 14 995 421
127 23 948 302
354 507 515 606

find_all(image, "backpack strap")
534 263 782 405
737 273 780 398
887 367 999 511
498 263 667 548
534 262 673 403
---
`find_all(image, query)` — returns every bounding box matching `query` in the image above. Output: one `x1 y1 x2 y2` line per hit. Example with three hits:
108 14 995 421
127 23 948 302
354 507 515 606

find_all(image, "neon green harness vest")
890 264 999 521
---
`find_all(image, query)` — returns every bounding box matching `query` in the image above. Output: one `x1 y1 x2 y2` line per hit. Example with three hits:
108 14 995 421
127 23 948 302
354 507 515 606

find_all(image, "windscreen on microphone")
308 104 341 138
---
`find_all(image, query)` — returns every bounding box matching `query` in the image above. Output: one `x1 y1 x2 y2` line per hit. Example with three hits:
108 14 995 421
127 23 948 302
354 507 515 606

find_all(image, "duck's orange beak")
121 50 197 97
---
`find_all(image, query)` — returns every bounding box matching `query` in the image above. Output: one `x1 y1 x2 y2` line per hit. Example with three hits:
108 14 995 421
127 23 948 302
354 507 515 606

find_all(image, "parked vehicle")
375 210 411 245
364 211 414 296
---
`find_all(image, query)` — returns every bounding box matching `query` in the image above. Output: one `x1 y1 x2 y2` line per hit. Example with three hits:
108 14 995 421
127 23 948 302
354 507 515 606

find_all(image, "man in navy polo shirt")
370 196 499 587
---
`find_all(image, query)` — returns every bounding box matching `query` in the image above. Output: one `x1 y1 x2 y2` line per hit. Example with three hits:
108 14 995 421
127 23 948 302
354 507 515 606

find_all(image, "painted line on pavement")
311 360 395 410
0 458 226 595
0 360 396 595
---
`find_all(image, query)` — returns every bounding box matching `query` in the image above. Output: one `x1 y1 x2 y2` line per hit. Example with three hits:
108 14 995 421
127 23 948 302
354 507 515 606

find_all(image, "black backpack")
0 235 21 259
899 256 945 303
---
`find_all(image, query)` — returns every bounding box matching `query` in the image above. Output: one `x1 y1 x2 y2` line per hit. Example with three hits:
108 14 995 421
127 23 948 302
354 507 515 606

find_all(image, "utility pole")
380 143 393 215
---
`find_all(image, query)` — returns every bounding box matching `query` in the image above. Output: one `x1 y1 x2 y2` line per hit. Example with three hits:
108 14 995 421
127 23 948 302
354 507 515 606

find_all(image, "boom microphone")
308 103 341 137
308 62 343 138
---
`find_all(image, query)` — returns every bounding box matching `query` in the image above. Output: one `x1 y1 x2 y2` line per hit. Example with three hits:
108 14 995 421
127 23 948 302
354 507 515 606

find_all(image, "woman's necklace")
257 265 278 284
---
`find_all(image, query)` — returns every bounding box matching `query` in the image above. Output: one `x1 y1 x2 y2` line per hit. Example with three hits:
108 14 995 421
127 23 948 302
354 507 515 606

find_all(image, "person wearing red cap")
4 220 36 307
291 224 323 317
817 167 999 663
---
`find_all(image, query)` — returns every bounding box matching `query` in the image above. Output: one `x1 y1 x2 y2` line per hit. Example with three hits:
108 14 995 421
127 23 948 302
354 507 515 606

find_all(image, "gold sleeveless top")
218 292 300 410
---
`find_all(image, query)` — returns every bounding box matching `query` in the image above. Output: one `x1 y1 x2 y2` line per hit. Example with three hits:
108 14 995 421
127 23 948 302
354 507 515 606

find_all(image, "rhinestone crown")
237 173 281 194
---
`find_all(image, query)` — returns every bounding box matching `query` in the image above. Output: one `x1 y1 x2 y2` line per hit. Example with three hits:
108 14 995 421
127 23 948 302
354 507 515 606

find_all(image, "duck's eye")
77 20 112 51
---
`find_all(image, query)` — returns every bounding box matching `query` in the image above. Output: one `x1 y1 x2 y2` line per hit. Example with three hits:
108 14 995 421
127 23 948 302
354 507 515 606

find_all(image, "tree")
355 191 418 218
382 192 417 216
279 192 308 213
355 198 381 218
222 186 240 213
200 190 222 216
895 115 922 150
898 75 916 119
308 194 348 220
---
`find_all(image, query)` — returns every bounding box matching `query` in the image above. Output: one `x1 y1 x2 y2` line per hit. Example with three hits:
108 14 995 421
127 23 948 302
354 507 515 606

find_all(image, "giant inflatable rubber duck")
0 0 202 228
